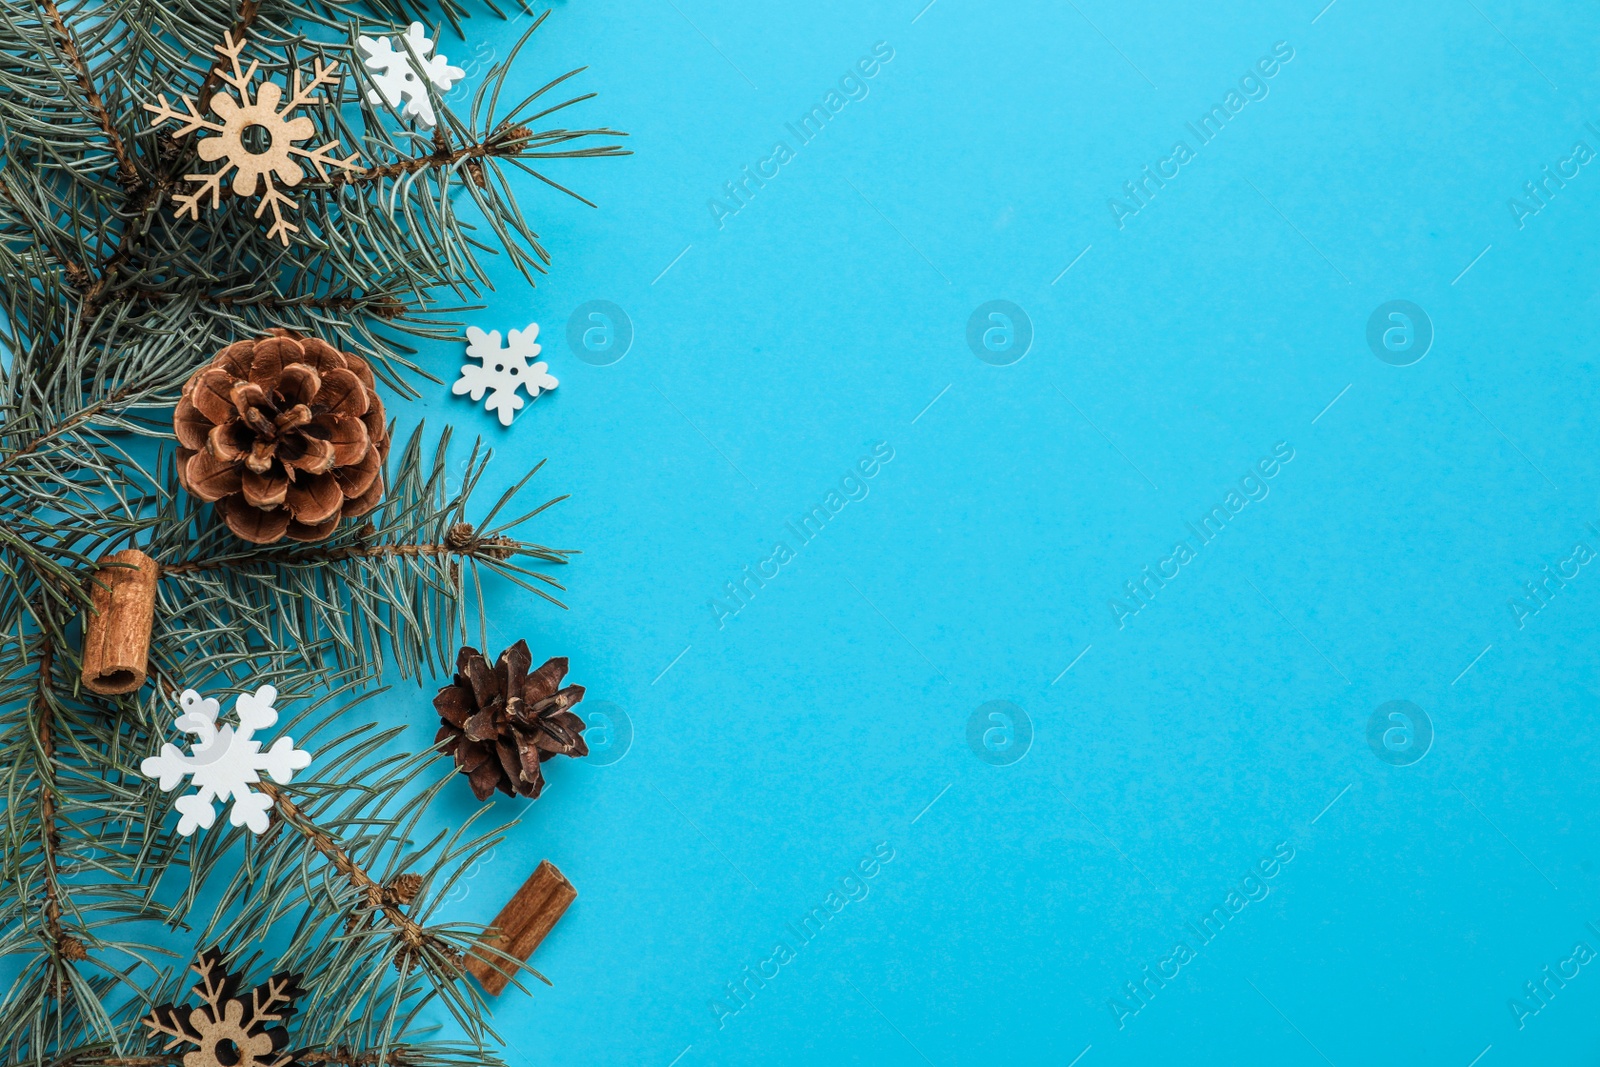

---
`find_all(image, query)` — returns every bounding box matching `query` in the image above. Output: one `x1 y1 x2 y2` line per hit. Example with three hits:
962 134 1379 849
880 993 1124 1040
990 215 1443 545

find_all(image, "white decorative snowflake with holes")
140 686 311 836
453 324 559 427
358 22 466 129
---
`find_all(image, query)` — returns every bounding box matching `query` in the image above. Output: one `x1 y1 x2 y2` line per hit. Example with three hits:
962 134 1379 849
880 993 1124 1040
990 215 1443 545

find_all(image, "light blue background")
408 1 1600 1063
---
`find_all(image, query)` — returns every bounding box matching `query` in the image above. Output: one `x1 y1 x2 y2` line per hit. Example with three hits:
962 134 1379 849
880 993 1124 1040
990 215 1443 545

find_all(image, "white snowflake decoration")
140 686 311 836
454 324 559 427
358 22 465 129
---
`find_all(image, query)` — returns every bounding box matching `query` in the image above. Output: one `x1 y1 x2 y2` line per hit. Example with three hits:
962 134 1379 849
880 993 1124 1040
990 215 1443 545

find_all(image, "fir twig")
0 2 619 1064
36 0 136 181
33 635 71 986
254 781 448 962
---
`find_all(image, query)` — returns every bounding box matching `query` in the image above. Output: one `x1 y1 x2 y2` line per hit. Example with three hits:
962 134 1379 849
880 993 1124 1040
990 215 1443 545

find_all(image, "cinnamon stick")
465 859 576 995
80 549 158 695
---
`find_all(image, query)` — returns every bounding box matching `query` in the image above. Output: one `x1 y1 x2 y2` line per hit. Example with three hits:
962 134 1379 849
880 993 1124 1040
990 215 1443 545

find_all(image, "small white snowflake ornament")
454 324 559 427
358 22 466 129
141 686 311 836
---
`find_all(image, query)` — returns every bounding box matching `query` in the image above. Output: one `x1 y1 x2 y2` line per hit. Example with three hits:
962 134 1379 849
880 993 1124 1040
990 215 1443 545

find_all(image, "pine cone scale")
317 368 369 416
462 705 501 743
248 335 302 383
325 417 370 466
277 403 313 434
286 436 335 474
206 421 246 461
527 684 584 717
190 369 237 423
174 330 392 544
468 761 502 800
174 400 211 449
279 363 320 404
233 380 270 418
335 445 377 483
526 656 569 700
460 648 498 708
434 687 472 728
242 470 287 508
494 739 521 784
185 451 241 501
245 440 275 473
534 716 583 755
502 639 532 687
286 475 343 523
223 499 291 543
340 473 385 521
455 739 491 774
216 339 255 373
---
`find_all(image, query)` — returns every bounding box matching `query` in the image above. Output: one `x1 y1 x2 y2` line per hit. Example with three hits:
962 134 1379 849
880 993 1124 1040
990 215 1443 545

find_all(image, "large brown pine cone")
174 329 390 544
434 640 587 801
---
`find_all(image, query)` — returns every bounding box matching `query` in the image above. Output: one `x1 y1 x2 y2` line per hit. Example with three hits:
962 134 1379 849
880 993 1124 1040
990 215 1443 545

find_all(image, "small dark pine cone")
174 329 391 544
433 640 586 801
387 873 424 905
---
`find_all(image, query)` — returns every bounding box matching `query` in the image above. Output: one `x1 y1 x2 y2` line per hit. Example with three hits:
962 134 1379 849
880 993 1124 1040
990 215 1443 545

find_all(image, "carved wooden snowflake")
143 948 305 1067
144 32 363 245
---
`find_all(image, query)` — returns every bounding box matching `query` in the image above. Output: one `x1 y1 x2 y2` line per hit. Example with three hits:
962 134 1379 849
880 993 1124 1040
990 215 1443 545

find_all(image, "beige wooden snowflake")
143 948 304 1067
144 32 363 245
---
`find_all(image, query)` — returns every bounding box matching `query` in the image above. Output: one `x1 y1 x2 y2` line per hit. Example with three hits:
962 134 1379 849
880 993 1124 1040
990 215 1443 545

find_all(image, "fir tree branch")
109 287 411 318
333 122 627 189
255 781 453 963
332 135 515 188
58 1044 417 1066
157 523 548 577
33 634 73 989
76 184 163 321
0 386 142 474
298 1051 412 1067
143 664 452 963
36 0 136 182
0 5 619 1062
0 177 90 284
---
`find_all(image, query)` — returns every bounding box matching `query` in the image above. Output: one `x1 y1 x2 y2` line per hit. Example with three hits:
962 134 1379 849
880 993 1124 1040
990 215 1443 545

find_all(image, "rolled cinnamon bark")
80 549 158 696
465 859 577 995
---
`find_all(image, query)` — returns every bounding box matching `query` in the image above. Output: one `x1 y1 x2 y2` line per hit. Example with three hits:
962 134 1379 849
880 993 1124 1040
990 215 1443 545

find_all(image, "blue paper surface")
411 1 1600 1062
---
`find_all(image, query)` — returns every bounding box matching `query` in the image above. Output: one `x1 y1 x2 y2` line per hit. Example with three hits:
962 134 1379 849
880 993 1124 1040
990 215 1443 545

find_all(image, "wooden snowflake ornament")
144 32 362 244
141 686 311 836
143 949 306 1067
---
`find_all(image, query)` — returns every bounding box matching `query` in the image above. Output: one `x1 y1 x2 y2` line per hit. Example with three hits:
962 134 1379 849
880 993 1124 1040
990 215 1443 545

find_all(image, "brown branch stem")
120 287 410 318
63 1046 408 1067
76 183 163 319
34 635 81 987
0 385 139 474
327 125 627 194
332 131 528 189
37 0 136 181
254 781 435 953
160 543 499 575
